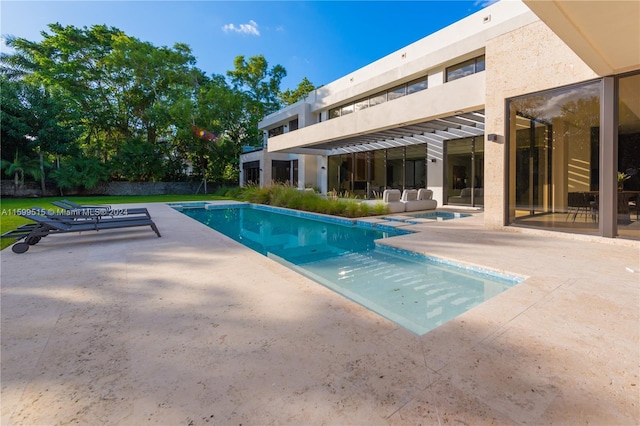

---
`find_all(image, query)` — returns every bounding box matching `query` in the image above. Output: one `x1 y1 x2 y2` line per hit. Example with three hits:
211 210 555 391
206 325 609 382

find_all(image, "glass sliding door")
513 116 552 215
508 80 601 234
327 155 341 193
445 138 484 206
406 144 427 189
387 147 404 189
617 73 640 240
370 150 386 198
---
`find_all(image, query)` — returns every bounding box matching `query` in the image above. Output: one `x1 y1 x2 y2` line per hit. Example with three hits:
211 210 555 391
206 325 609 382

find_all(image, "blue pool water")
177 204 522 335
406 211 471 220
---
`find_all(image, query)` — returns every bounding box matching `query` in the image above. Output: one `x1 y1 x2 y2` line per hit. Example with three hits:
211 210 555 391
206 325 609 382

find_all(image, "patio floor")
1 202 639 425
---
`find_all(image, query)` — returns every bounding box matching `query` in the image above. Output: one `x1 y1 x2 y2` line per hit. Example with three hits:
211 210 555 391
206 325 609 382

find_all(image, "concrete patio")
1 202 638 425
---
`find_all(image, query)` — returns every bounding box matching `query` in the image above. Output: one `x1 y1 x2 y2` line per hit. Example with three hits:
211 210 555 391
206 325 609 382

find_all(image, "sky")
1 0 498 90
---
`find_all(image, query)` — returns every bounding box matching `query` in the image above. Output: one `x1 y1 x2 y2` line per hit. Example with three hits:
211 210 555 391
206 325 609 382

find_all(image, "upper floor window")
355 98 369 111
388 84 406 101
325 75 427 120
289 118 299 131
446 55 485 82
369 91 387 107
268 125 284 138
341 104 354 116
407 77 428 94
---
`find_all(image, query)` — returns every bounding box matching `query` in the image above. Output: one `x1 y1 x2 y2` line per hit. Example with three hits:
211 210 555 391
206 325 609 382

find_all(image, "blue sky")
1 1 497 90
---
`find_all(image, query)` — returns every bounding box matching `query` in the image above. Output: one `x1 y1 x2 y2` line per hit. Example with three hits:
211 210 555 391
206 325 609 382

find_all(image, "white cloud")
222 20 260 36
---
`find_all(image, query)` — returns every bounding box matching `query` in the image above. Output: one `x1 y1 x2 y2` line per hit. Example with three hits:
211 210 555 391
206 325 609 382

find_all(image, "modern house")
239 0 640 241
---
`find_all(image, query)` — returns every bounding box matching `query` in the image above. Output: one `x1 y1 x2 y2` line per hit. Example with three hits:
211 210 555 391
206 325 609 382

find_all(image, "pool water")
178 204 521 335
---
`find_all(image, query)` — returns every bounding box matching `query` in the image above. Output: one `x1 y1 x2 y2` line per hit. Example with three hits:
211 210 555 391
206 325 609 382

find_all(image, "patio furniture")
567 192 596 222
51 200 151 218
2 211 161 254
382 189 405 213
402 188 438 211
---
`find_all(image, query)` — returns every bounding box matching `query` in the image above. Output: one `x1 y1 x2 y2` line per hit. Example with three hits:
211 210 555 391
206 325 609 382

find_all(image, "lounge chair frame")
2 210 161 254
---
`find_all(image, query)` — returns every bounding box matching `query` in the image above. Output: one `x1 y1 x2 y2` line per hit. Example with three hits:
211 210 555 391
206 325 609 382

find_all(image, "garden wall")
1 181 216 198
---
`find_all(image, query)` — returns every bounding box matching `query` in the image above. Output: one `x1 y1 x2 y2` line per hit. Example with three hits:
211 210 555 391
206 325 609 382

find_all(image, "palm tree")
1 150 42 194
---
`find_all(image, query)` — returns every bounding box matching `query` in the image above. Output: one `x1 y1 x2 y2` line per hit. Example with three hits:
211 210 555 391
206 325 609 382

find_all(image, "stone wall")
1 181 216 198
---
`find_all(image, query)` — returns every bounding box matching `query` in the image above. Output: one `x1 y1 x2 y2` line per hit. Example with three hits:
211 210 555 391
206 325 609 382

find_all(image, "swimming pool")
176 203 522 335
383 211 471 224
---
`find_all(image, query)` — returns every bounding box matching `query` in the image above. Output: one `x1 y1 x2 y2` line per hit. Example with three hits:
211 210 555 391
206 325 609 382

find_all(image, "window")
341 104 354 116
369 91 387 107
268 126 284 138
355 98 369 111
243 161 260 186
289 118 298 131
476 55 485 72
508 80 601 234
446 55 485 82
407 77 428 94
326 73 430 120
388 85 406 101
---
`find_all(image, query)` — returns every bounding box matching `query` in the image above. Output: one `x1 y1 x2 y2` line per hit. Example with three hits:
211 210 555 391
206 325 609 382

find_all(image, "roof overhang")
306 111 485 156
523 0 640 76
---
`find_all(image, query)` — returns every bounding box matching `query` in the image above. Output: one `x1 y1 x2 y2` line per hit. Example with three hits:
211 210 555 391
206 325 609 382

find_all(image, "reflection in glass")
387 147 404 189
508 80 601 234
618 73 640 240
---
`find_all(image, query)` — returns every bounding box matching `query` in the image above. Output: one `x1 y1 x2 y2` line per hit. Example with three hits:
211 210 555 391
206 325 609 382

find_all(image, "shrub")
233 184 388 218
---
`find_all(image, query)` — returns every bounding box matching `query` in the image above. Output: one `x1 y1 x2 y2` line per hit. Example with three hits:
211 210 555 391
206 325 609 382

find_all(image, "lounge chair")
2 211 161 254
51 200 150 218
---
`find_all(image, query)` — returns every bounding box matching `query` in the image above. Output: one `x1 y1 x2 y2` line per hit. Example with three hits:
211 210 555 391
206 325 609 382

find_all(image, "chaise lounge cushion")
403 188 438 211
383 189 405 213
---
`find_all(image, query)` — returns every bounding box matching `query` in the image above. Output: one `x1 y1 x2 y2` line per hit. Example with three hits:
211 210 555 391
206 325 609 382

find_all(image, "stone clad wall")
1 180 213 197
483 19 599 228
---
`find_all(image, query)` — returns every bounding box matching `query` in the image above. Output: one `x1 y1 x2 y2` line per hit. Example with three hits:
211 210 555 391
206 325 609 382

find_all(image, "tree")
51 156 108 190
2 24 199 172
280 77 315 106
0 151 42 194
0 76 79 193
226 55 287 149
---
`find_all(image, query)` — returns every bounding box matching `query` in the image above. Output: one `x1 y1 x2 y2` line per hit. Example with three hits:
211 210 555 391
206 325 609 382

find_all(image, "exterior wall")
484 19 599 227
269 73 486 152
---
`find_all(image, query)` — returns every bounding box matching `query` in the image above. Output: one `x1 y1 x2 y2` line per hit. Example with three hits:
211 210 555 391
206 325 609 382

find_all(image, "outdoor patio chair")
2 211 161 254
567 192 596 222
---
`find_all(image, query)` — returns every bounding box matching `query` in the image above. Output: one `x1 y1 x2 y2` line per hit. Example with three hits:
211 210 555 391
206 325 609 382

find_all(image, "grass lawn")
0 194 230 251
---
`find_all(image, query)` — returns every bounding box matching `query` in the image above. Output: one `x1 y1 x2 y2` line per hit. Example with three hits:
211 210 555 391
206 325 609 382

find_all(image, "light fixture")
321 166 326 170
430 158 437 163
487 134 498 142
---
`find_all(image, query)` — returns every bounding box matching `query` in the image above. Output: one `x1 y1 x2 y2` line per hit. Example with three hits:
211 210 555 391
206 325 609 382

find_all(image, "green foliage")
237 184 387 218
1 25 297 189
51 156 108 189
280 77 316 106
111 138 166 181
227 55 286 115
0 151 43 190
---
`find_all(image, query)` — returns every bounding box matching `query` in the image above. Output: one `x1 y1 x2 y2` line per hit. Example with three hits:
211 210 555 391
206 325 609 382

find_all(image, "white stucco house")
239 0 640 241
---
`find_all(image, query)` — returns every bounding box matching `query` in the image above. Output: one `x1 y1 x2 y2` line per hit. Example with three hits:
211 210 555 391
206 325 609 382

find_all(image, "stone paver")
1 202 638 425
